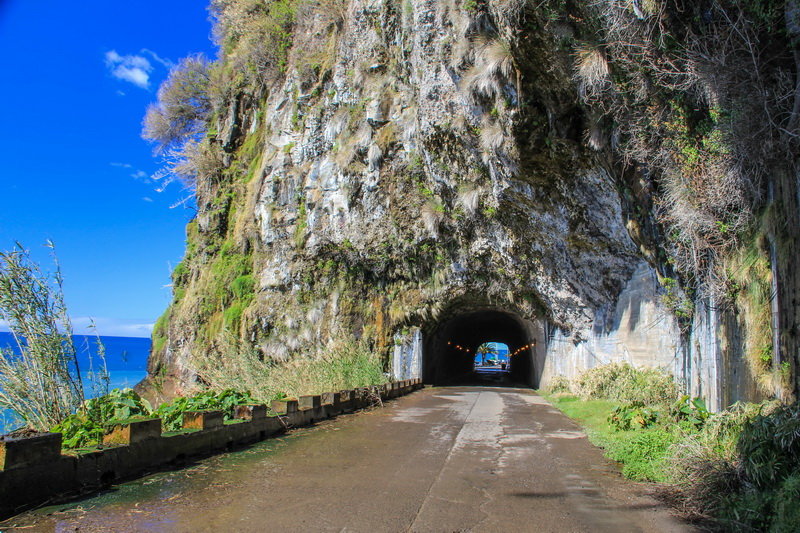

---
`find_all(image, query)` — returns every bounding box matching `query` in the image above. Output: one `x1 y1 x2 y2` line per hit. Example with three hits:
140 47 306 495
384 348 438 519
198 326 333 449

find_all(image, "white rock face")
158 0 709 400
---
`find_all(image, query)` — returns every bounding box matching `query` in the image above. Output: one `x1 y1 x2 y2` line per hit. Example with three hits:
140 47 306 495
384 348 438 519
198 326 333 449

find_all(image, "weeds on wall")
50 387 256 448
566 0 799 340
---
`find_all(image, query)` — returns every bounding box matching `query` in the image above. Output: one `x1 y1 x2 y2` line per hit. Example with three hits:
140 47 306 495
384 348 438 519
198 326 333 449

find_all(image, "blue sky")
0 1 217 337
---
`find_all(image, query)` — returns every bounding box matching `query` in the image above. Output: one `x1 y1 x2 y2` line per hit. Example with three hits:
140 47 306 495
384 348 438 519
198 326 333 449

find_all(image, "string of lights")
446 340 536 356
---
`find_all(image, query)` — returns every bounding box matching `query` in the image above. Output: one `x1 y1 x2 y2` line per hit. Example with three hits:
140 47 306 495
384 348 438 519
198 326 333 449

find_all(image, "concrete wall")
392 328 423 380
536 261 765 410
0 380 424 520
537 262 681 388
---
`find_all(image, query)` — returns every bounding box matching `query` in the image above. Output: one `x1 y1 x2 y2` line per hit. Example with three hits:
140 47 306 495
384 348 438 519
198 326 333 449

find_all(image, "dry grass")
725 230 779 394
367 143 382 171
192 334 386 402
456 184 481 216
479 117 505 154
0 245 103 431
421 202 444 237
574 44 610 99
460 37 515 103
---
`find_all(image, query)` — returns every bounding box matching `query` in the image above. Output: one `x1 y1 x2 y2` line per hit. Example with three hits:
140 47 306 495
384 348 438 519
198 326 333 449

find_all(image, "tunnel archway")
423 308 539 386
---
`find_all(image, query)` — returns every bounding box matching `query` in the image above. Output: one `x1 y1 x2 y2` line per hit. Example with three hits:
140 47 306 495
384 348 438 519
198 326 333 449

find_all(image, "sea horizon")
0 333 151 433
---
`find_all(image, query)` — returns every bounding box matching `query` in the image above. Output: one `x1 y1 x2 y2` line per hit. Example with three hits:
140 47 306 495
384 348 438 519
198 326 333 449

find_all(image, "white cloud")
110 162 132 168
131 170 149 180
105 50 153 89
142 196 154 202
141 48 173 69
71 317 154 338
0 317 153 338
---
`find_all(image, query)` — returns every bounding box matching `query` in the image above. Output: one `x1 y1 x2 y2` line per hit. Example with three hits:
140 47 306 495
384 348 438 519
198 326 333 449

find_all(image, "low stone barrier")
0 378 424 519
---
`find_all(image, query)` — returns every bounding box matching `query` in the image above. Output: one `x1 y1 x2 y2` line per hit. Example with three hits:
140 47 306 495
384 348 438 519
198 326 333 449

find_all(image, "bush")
546 375 571 394
52 388 152 448
155 389 254 432
608 402 660 431
143 55 211 155
737 402 800 489
143 55 214 187
573 362 677 405
666 400 800 529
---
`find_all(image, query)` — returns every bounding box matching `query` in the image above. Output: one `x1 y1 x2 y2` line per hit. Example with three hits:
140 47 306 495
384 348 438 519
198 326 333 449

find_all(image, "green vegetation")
726 222 781 394
572 362 677 405
545 364 800 529
192 337 387 403
0 244 108 431
52 388 152 448
154 389 254 431
51 387 255 448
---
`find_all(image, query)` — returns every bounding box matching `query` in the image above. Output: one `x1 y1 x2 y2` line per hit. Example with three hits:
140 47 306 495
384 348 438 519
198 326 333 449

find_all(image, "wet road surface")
1 387 691 532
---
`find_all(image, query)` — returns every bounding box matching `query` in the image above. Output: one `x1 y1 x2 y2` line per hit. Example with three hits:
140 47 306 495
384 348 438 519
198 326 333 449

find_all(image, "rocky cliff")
144 0 800 409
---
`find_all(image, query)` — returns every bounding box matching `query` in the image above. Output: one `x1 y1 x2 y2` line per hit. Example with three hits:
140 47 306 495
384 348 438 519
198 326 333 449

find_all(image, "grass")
544 394 677 482
192 337 388 404
545 363 800 530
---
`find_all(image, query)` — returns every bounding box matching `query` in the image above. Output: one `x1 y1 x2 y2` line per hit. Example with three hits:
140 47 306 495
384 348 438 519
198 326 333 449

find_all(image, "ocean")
0 333 151 433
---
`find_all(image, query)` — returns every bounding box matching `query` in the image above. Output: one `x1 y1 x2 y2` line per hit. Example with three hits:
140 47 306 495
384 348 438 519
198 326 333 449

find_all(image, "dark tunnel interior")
423 309 536 386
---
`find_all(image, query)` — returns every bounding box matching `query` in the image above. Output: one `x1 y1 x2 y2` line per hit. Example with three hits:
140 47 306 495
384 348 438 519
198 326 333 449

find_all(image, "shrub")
155 389 254 432
666 400 800 529
547 375 571 394
52 388 153 448
573 362 677 405
143 55 211 155
608 402 660 431
737 402 800 489
143 55 214 187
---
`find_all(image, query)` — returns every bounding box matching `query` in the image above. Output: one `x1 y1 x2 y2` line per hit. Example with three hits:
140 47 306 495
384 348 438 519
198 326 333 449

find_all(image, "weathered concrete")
3 387 691 532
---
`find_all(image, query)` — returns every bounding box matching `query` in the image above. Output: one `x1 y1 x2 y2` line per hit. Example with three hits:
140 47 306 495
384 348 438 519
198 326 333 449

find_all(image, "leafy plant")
52 388 153 449
155 389 254 432
670 395 710 429
608 402 660 431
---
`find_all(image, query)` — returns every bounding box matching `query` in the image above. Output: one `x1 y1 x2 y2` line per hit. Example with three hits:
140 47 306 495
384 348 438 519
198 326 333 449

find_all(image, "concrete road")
3 387 691 532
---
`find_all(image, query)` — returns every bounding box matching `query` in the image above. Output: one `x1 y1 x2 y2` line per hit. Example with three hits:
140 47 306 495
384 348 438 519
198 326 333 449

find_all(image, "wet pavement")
0 387 692 532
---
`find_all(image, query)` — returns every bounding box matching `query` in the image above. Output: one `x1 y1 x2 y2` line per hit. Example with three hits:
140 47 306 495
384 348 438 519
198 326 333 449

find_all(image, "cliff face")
146 0 799 408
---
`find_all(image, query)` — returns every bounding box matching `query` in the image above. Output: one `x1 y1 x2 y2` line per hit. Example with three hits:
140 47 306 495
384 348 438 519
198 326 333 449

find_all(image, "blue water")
0 333 151 433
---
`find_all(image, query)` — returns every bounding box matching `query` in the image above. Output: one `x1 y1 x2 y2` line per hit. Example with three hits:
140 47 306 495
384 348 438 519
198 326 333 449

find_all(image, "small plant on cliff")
0 243 103 431
143 55 213 187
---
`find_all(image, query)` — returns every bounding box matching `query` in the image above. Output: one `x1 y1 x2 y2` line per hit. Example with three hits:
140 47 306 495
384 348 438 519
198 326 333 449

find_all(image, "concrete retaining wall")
0 379 423 520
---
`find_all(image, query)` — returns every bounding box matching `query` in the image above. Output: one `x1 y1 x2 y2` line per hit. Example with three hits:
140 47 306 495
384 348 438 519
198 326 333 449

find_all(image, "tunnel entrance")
423 308 538 387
